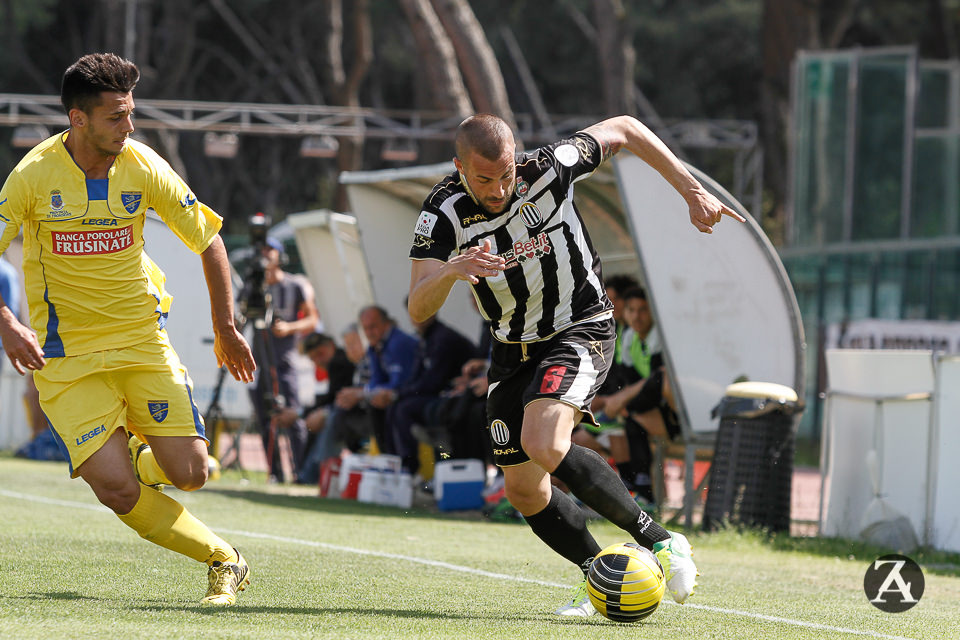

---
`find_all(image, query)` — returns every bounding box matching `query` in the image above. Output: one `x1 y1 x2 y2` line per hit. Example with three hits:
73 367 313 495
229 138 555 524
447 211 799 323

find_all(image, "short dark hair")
622 286 648 303
455 114 515 162
61 53 140 114
302 332 333 353
604 274 641 297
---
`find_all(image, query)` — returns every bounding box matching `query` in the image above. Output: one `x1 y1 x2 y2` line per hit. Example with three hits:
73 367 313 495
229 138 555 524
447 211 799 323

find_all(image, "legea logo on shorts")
863 554 924 612
51 226 133 255
76 424 106 446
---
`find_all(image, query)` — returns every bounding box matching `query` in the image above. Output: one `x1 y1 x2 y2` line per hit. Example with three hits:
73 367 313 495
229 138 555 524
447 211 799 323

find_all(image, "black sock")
524 485 602 571
552 444 670 549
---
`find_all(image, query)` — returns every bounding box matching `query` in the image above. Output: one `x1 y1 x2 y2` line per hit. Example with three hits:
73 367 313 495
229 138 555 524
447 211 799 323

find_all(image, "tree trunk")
320 0 373 211
760 0 821 230
591 0 635 116
397 0 472 116
429 0 514 129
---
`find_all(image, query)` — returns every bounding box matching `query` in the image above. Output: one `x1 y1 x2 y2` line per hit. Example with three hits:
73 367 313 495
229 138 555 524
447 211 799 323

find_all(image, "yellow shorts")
36 331 206 477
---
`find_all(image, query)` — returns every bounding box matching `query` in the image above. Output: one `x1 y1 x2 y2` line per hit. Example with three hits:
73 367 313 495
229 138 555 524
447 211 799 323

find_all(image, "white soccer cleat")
554 577 597 616
653 530 699 604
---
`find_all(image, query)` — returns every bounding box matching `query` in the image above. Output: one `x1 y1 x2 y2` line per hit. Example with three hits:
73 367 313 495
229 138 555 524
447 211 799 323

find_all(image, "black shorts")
486 318 616 467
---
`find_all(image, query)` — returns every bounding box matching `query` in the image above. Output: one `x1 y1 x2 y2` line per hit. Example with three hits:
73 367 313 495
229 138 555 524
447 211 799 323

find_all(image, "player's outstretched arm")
200 236 256 383
583 115 746 234
0 301 44 374
408 239 504 323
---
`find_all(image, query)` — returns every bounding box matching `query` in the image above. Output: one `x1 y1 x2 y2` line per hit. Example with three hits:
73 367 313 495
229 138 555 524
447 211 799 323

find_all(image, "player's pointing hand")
686 186 746 234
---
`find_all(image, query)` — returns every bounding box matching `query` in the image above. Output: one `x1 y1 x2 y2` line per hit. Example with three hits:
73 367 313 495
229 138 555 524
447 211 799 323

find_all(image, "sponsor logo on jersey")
416 211 439 237
76 424 106 446
81 218 119 227
179 193 197 208
50 190 64 211
121 191 142 214
515 178 529 197
502 231 553 269
554 143 580 167
461 213 487 226
149 401 169 423
518 202 542 228
412 233 434 249
51 225 133 255
492 447 520 456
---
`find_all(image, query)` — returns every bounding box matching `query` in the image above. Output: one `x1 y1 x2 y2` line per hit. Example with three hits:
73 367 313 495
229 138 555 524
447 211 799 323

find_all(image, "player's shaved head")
455 114 515 162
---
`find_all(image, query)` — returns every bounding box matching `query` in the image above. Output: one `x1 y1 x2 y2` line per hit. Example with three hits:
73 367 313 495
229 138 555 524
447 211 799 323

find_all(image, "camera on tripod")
239 212 272 323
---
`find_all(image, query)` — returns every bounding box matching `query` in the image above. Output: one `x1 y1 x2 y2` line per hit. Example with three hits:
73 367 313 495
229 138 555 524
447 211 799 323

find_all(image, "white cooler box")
434 459 485 511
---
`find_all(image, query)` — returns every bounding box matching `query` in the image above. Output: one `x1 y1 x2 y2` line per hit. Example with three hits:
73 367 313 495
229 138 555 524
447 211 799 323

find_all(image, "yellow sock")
131 440 172 486
117 486 236 565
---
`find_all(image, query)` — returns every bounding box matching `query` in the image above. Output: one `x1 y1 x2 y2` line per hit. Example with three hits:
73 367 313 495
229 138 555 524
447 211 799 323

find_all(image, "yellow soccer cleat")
200 549 250 606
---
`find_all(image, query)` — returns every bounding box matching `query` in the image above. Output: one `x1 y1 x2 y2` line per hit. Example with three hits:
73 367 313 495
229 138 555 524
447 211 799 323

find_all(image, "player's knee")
520 432 564 468
504 479 549 515
167 465 208 492
93 478 141 514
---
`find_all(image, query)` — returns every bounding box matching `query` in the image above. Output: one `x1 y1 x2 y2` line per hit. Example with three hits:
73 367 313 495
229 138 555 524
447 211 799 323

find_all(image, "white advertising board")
820 349 935 542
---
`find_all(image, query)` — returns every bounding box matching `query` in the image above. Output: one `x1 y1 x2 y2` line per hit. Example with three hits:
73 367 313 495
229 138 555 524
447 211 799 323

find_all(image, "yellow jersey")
0 131 221 357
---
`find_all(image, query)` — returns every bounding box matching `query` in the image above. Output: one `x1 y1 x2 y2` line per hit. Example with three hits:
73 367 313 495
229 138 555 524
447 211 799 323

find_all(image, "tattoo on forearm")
593 125 623 160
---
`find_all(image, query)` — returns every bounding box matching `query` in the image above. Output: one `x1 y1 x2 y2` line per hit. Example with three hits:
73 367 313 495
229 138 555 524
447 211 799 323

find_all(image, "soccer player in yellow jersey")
0 53 257 606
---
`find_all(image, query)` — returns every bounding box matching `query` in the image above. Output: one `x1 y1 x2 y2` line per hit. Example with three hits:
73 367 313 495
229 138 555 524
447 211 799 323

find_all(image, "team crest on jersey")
502 231 553 269
515 178 529 197
179 193 197 208
148 401 169 423
121 191 142 214
50 190 64 211
518 202 542 228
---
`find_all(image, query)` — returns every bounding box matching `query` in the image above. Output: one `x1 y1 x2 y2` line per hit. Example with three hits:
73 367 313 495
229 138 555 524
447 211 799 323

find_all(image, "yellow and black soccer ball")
586 542 665 622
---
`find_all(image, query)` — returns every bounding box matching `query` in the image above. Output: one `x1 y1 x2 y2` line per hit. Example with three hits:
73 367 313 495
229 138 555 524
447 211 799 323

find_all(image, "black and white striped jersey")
409 131 614 343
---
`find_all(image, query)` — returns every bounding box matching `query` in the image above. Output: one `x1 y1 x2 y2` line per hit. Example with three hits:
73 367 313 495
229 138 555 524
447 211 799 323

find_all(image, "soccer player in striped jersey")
408 114 744 615
0 53 255 605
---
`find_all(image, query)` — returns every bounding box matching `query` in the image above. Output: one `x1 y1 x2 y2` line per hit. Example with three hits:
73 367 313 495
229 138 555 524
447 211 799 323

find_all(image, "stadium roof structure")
0 93 762 217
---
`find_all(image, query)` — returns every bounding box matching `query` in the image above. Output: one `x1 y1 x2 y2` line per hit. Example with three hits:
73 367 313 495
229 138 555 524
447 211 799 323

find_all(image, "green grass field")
1 455 958 640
